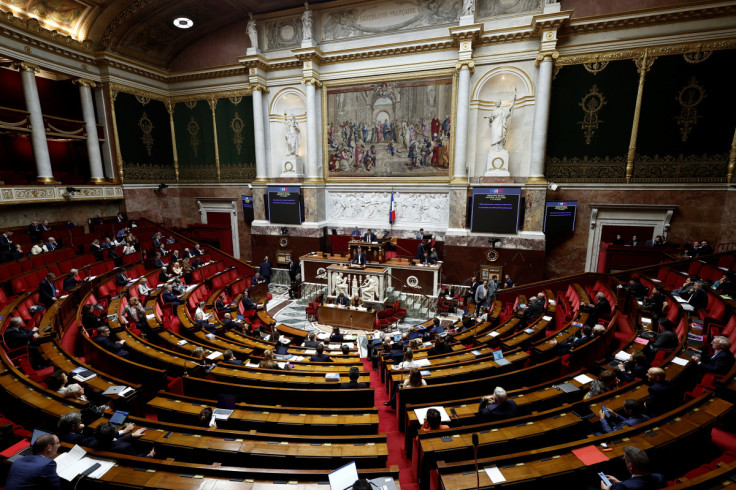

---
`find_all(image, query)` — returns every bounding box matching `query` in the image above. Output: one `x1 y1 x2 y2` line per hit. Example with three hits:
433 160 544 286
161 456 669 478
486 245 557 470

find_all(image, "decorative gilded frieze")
0 185 123 205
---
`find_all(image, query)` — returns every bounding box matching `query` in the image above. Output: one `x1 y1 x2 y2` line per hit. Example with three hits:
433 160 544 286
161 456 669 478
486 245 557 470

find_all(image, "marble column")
452 61 473 183
15 62 54 183
528 53 556 184
304 78 321 181
251 85 269 182
74 79 105 183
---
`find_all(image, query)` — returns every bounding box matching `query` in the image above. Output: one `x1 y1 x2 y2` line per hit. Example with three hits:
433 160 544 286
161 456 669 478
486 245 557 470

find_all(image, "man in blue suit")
363 229 377 242
38 273 58 308
478 386 518 421
600 445 663 489
351 246 366 266
93 325 130 357
260 256 272 284
4 433 61 489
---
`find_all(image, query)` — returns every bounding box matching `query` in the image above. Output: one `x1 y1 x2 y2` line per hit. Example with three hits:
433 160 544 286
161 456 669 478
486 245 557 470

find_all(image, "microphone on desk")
472 432 480 490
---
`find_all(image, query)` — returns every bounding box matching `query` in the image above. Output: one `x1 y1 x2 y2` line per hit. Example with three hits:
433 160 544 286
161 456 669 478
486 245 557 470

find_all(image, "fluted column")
528 52 557 184
303 77 322 181
74 79 105 183
14 62 54 183
251 84 269 182
452 60 474 183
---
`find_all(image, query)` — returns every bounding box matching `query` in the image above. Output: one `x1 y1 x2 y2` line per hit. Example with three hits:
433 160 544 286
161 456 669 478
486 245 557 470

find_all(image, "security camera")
548 182 559 191
248 184 253 189
154 183 169 193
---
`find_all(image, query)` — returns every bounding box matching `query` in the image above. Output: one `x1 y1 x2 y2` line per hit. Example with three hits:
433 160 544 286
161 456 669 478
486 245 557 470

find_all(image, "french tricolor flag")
389 192 396 224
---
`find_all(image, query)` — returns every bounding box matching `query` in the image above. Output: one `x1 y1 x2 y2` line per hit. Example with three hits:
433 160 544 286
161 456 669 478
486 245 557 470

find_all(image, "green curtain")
173 100 216 182
216 96 257 182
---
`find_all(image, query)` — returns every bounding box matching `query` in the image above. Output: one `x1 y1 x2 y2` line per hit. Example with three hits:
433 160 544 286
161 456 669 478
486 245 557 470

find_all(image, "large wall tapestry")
325 75 453 179
545 46 736 183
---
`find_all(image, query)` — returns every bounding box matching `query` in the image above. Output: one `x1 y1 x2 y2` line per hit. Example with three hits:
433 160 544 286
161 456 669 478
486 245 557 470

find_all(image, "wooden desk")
348 240 386 262
318 304 376 331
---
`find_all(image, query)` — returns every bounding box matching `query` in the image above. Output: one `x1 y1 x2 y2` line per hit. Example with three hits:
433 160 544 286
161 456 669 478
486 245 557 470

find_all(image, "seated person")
428 336 452 356
687 281 708 310
419 408 449 433
62 269 84 292
518 296 544 329
158 266 172 283
121 296 148 334
644 318 679 360
194 301 211 330
640 286 666 321
340 366 368 389
241 291 256 311
393 348 419 370
4 317 43 368
351 246 367 266
714 273 736 292
3 433 61 490
419 251 435 265
350 295 364 308
221 313 237 331
221 349 243 365
403 368 427 388
94 422 154 457
57 412 96 446
692 336 735 375
615 350 650 383
583 292 611 325
310 343 333 362
599 399 649 433
153 252 165 269
330 326 344 342
45 370 88 401
115 271 130 287
600 445 664 490
335 292 350 306
93 326 129 357
617 277 648 300
302 331 318 348
549 324 594 355
161 284 182 306
584 369 619 400
673 275 697 298
644 367 680 417
81 303 106 332
215 293 234 313
199 407 217 429
478 386 518 421
137 277 152 298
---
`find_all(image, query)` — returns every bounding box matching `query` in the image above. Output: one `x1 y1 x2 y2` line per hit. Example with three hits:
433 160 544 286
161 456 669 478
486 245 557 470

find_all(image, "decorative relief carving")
582 60 608 74
327 192 449 225
683 50 712 64
545 155 626 182
675 77 706 143
187 116 200 158
219 164 256 183
231 112 244 155
266 18 302 49
122 163 176 183
137 112 154 156
632 154 727 183
578 85 606 145
0 185 123 203
476 0 541 18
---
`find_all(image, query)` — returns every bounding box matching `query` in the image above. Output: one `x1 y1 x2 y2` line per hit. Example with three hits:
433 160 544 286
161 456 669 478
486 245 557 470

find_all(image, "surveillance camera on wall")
248 184 253 189
548 182 559 191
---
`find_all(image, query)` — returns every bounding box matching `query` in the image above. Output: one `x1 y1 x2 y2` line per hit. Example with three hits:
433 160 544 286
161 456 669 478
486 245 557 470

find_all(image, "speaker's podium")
348 240 386 263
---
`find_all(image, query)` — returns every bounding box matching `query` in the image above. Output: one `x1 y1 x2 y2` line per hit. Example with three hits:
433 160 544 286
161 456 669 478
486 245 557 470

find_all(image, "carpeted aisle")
363 359 420 490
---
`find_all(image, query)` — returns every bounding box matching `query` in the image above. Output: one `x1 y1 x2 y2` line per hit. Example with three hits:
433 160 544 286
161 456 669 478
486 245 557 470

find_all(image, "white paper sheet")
672 357 689 366
574 374 594 385
484 466 506 484
413 406 451 425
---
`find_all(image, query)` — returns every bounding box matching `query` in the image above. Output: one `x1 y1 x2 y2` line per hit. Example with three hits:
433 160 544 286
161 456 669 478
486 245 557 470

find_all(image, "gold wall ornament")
583 60 609 75
231 112 244 155
135 95 151 106
138 112 154 156
683 50 712 64
184 100 197 110
675 77 706 143
729 127 736 183
578 85 606 145
187 116 200 158
229 97 243 105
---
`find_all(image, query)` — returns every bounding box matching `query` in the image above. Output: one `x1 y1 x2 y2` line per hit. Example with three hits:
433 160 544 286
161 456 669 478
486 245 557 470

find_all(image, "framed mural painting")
323 72 455 180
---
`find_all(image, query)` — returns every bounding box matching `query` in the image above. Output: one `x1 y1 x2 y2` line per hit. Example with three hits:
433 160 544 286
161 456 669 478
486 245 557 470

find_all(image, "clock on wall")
486 248 499 262
279 237 289 248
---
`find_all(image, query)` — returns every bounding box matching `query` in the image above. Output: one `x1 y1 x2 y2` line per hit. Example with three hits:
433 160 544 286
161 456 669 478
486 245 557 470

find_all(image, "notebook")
109 410 128 429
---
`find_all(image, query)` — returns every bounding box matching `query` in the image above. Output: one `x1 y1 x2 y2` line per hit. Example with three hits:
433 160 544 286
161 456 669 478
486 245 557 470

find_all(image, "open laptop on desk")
493 350 511 366
3 429 51 462
213 394 236 420
329 461 359 490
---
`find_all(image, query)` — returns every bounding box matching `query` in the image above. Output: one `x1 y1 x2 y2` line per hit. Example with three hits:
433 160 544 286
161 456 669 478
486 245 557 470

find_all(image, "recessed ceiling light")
173 17 194 29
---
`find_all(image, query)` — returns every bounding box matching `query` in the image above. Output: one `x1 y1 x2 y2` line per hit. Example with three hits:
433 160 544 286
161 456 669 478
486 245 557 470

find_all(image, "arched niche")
269 88 307 176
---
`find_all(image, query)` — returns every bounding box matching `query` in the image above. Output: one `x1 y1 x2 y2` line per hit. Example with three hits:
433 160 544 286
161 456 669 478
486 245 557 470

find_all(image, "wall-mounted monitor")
241 196 254 222
470 187 521 233
267 186 302 224
543 201 577 233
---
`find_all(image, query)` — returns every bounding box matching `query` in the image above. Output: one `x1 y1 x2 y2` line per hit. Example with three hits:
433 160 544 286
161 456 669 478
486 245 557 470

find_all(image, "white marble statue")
462 0 476 16
284 113 300 155
333 272 349 297
246 14 258 50
302 3 313 42
361 275 379 302
486 95 516 151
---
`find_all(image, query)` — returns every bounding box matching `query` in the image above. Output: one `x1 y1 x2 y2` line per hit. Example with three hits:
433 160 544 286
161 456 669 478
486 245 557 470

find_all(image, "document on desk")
573 374 594 385
671 357 689 366
414 406 451 425
483 465 506 483
55 445 115 480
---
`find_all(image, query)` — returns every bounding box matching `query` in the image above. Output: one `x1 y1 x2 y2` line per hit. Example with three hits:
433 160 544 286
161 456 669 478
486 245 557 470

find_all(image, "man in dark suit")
692 336 735 375
222 349 244 365
551 324 594 355
310 343 333 362
340 366 368 388
628 235 640 247
645 318 678 359
416 240 425 260
259 256 272 284
617 278 648 300
44 237 58 252
600 445 664 490
115 212 125 222
3 317 39 350
585 292 611 325
288 256 300 282
688 281 709 310
330 326 344 342
93 325 130 357
58 412 96 447
115 271 130 287
302 331 318 347
161 284 182 306
428 336 452 356
215 293 234 313
92 213 104 225
478 387 518 421
94 423 153 457
643 368 680 417
289 273 302 299
599 399 649 433
351 246 367 266
696 240 713 256
335 293 350 306
38 273 58 308
241 290 256 312
27 220 43 242
0 230 13 262
4 433 61 489
221 313 237 331
517 296 544 330
62 269 84 292
363 229 377 242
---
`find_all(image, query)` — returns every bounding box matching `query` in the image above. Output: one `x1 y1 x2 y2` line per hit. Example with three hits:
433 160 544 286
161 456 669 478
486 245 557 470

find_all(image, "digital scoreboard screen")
241 196 254 222
267 186 302 224
470 187 521 233
544 201 577 233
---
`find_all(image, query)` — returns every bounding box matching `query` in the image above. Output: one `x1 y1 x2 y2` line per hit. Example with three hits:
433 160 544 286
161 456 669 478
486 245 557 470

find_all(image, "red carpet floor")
364 359 420 490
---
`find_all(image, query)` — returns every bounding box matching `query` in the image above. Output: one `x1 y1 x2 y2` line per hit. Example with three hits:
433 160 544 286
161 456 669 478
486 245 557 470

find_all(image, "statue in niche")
246 14 258 50
361 275 379 302
284 113 301 156
462 0 476 16
302 3 313 42
485 94 516 151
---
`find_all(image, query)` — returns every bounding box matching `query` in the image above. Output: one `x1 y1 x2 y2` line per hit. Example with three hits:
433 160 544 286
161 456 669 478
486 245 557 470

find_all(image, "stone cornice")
555 38 736 65
0 185 124 205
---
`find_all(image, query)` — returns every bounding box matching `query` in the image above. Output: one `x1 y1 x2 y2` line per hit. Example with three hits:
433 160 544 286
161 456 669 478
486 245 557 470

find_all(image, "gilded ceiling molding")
563 4 736 37
100 0 158 49
555 39 736 66
167 67 248 83
109 82 168 103
0 10 96 52
168 89 253 104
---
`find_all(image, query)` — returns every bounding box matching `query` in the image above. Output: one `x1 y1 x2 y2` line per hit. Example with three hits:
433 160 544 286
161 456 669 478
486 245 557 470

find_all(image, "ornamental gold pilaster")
301 77 323 87
455 60 475 74
165 100 180 183
728 127 736 184
626 50 655 183
109 88 124 183
208 98 221 182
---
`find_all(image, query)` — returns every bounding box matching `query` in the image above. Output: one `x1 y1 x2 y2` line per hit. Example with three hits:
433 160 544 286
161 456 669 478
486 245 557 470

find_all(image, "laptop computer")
213 394 236 420
4 429 51 462
493 350 511 366
328 461 359 490
109 410 129 429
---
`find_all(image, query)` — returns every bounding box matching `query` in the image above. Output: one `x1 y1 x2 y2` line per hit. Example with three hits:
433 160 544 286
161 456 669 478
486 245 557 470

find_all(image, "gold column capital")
535 50 559 66
251 83 270 93
455 60 475 74
73 78 96 88
12 61 40 73
301 77 322 88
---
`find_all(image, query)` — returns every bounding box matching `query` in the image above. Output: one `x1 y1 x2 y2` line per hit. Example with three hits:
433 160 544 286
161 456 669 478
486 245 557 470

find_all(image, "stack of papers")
573 374 594 385
55 445 115 481
614 351 632 362
206 351 223 360
413 406 450 425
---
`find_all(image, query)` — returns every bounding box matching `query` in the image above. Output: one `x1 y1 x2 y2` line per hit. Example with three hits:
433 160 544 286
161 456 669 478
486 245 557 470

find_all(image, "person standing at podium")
363 229 377 242
352 246 367 266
